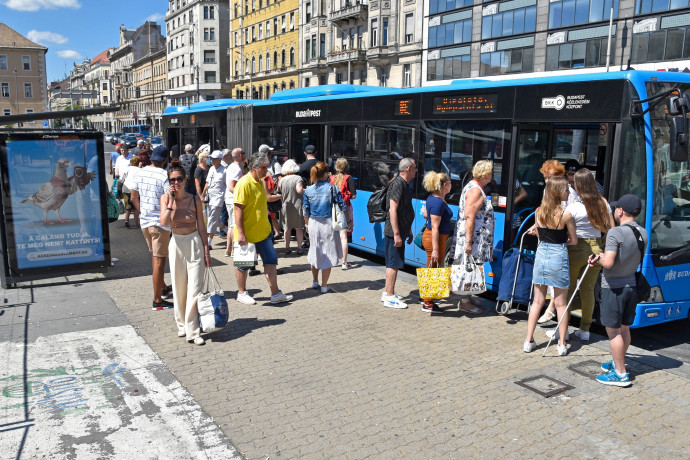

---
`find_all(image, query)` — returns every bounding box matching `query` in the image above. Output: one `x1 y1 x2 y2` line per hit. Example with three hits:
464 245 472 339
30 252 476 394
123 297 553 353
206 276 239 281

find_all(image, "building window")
430 0 473 14
635 0 683 14
204 28 209 40
405 13 414 44
210 5 215 18
266 53 271 70
24 83 32 98
204 6 209 18
282 15 287 33
379 71 387 86
480 46 534 76
290 12 295 30
306 2 311 22
103 82 108 90
482 3 537 40
266 20 271 37
0 55 7 70
210 28 215 40
336 72 343 84
190 53 194 65
235 60 239 76
306 39 312 61
549 0 618 28
383 18 389 45
403 64 411 87
252 56 256 73
252 26 256 41
546 37 615 69
281 49 286 67
22 55 30 70
305 77 310 87
3 109 10 116
428 54 471 80
360 69 367 84
290 47 295 66
204 50 216 63
631 27 690 63
274 51 279 68
320 33 326 57
1 83 9 97
259 24 263 39
371 19 378 46
205 71 217 83
429 18 472 48
259 54 263 71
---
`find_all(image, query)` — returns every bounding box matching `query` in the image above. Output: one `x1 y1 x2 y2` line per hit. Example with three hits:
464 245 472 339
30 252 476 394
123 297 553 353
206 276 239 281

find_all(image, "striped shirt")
132 166 170 230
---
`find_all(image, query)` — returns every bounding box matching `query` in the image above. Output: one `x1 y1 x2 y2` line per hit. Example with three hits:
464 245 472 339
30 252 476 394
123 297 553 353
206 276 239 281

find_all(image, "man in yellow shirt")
234 151 293 304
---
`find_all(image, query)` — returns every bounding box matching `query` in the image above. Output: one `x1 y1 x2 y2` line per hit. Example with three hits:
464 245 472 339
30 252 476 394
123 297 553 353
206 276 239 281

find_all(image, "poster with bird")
2 134 107 271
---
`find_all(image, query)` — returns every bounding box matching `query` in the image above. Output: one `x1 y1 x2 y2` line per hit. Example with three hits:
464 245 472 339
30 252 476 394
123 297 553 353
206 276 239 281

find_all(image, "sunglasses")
169 177 185 183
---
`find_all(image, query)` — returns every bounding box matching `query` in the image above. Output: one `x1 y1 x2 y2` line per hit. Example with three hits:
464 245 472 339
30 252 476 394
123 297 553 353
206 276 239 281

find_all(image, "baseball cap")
610 194 642 216
210 150 223 159
304 144 316 154
150 145 169 162
564 159 580 173
258 144 274 152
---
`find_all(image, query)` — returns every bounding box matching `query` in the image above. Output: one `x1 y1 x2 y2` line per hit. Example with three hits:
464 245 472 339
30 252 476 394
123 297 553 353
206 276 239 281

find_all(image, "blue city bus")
123 124 151 137
162 71 690 328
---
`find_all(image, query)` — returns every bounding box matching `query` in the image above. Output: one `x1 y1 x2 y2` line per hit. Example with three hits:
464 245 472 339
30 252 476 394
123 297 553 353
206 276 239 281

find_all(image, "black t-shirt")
384 175 414 238
299 159 318 183
194 166 208 193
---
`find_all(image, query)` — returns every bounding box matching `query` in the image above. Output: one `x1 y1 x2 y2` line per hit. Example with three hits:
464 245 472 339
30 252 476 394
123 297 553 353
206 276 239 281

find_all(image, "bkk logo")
541 95 566 110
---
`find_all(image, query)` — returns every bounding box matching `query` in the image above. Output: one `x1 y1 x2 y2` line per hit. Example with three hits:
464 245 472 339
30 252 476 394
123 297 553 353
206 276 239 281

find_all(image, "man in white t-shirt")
130 145 173 311
224 147 246 256
202 150 227 248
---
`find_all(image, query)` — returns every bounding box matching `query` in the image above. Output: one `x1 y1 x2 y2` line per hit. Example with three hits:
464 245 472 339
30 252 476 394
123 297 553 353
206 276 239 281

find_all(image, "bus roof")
162 70 690 115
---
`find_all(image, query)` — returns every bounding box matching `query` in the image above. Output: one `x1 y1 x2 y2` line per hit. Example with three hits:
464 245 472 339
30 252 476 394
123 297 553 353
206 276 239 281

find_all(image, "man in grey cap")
588 194 647 387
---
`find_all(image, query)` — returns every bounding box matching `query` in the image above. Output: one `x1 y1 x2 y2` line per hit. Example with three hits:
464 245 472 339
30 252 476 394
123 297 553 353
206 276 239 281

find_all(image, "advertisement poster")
3 135 107 271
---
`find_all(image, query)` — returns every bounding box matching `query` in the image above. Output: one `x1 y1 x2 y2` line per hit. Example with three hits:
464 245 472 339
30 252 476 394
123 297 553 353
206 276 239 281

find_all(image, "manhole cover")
515 375 574 398
568 360 603 378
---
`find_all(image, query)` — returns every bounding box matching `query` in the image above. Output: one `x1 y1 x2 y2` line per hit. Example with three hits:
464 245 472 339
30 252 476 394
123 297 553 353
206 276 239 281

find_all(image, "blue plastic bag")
197 267 229 333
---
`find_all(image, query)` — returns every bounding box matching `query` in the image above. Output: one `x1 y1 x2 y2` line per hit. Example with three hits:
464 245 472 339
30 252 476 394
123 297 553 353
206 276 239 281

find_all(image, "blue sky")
1 0 167 82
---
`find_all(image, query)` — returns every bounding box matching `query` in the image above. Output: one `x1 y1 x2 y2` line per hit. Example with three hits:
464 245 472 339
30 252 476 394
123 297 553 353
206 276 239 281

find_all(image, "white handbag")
233 242 257 267
450 254 487 295
331 185 347 231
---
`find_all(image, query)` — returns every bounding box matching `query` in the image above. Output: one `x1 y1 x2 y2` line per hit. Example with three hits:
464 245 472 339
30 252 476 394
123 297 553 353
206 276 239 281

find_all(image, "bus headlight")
643 286 663 303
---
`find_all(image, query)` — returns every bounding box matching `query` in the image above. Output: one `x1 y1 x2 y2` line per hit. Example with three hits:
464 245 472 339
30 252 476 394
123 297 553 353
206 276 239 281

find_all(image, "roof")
0 23 47 49
91 48 110 65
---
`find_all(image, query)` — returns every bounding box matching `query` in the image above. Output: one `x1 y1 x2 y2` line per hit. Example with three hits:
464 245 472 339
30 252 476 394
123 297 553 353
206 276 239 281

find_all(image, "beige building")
85 49 114 131
132 48 167 135
0 23 48 127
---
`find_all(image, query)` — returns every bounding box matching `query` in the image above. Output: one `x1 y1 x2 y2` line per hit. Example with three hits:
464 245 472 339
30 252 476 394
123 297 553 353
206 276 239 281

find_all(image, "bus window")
551 127 601 169
329 125 360 186
610 118 647 227
361 125 416 192
256 126 289 158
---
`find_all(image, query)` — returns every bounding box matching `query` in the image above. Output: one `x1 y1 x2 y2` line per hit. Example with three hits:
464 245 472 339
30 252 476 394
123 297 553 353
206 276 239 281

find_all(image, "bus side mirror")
669 116 689 162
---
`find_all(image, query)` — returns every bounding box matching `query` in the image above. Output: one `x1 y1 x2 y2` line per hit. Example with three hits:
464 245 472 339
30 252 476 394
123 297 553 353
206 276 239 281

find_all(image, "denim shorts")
237 231 278 270
533 242 570 288
384 236 406 269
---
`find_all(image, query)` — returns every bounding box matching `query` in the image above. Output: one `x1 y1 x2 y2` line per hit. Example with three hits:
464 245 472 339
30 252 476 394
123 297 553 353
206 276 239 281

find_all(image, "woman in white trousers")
161 162 212 345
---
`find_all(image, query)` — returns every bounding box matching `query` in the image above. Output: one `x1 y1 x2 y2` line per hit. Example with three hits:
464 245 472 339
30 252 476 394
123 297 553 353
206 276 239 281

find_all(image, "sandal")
285 248 292 254
537 309 556 324
458 299 481 314
296 249 303 256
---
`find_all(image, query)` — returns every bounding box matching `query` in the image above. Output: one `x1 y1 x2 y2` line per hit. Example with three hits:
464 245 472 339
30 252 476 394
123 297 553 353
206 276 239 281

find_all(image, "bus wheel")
442 244 454 267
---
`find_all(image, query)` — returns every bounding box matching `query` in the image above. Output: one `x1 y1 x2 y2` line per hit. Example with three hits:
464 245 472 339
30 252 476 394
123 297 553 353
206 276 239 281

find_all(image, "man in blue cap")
588 194 647 387
131 145 174 310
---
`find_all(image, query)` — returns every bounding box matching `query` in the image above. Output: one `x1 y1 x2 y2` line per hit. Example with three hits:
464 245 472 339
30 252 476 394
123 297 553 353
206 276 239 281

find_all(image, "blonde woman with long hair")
329 157 356 269
524 176 577 356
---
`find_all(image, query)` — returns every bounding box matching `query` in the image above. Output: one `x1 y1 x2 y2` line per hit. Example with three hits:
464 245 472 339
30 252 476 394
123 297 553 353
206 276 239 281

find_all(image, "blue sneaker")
601 360 614 372
596 370 631 387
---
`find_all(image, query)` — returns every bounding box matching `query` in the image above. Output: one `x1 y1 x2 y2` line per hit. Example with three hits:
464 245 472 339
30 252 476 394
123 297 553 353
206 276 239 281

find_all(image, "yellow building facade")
228 0 299 99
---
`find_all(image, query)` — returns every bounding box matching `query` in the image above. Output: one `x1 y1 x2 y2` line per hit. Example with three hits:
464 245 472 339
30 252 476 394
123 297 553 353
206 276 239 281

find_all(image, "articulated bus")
123 124 151 137
162 71 690 328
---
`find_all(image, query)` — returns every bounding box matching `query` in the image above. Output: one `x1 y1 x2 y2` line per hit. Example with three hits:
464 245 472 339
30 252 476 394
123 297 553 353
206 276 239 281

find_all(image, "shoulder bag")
450 253 487 296
628 225 651 303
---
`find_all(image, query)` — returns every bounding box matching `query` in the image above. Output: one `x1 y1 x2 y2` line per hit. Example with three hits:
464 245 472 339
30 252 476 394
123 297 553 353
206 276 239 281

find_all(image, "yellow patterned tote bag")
416 265 452 299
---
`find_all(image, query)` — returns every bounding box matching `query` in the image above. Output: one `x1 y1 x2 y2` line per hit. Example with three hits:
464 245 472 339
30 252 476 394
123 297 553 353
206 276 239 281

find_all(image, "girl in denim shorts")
524 176 578 356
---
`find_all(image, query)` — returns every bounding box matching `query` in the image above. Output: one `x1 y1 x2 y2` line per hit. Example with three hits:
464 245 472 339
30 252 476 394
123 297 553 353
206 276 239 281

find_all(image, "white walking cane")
542 263 592 357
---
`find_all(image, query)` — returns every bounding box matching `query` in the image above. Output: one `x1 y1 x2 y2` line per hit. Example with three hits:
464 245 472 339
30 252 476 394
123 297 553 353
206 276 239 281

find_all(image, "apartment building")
0 23 48 127
423 0 690 85
132 48 167 135
84 49 113 131
228 0 300 99
165 0 231 105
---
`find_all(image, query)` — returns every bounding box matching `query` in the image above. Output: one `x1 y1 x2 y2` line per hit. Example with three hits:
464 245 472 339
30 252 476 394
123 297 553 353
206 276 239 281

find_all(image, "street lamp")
234 49 252 99
331 23 351 84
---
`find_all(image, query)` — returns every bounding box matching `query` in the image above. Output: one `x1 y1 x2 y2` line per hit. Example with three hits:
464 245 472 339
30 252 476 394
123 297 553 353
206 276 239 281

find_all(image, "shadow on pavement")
207 317 286 343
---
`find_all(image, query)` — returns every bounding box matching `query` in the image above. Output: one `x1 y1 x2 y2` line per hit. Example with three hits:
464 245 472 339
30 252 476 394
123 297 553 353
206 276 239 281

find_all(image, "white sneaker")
383 296 407 309
270 291 293 304
320 286 330 294
381 292 402 302
237 291 256 305
523 340 536 353
557 344 568 356
193 337 205 346
546 328 569 341
311 281 320 289
177 330 186 338
573 329 590 341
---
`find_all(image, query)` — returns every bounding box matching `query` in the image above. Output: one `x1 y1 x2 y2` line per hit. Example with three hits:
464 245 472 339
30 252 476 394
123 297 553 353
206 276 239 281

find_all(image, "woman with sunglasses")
160 162 212 345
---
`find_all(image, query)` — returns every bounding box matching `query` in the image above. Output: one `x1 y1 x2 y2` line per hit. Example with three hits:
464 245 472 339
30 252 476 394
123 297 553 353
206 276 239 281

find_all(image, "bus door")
291 125 323 164
509 125 552 247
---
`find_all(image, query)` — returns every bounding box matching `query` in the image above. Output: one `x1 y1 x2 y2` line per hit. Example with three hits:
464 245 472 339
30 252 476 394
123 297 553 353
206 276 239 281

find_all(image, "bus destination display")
432 94 498 114
395 99 413 116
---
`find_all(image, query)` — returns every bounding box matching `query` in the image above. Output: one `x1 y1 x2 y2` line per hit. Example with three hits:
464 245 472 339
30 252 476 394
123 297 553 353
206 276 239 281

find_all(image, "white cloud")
27 30 68 45
3 0 81 12
146 12 165 22
56 49 83 60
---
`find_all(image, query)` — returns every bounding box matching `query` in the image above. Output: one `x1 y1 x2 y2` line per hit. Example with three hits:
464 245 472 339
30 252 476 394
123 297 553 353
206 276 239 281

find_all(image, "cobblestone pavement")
103 221 690 459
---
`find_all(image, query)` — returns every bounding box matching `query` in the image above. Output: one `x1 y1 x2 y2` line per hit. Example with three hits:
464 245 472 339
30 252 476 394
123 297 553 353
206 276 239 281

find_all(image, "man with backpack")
588 194 647 387
179 144 198 195
381 158 417 309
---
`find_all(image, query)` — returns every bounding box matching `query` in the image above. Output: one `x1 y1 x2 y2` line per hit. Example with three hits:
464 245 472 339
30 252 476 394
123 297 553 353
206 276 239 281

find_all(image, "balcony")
302 57 328 70
327 49 366 65
330 1 368 22
367 45 396 64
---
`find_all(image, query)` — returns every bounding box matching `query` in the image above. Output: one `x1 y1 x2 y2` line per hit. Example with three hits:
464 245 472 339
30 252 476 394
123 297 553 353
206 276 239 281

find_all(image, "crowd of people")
117 140 644 387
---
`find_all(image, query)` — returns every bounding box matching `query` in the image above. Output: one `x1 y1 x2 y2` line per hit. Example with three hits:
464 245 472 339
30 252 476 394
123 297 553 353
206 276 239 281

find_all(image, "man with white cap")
260 144 282 180
202 150 227 248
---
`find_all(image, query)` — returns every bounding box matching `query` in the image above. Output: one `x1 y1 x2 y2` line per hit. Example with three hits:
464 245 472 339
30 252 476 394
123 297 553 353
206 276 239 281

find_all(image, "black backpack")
179 154 197 193
367 182 391 223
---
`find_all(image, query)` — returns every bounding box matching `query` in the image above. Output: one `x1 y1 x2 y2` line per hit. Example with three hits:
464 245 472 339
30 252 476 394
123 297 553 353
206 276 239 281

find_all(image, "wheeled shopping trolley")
496 230 535 315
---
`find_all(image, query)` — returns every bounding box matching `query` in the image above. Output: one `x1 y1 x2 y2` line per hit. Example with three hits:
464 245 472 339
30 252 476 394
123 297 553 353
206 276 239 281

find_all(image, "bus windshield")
648 81 690 255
